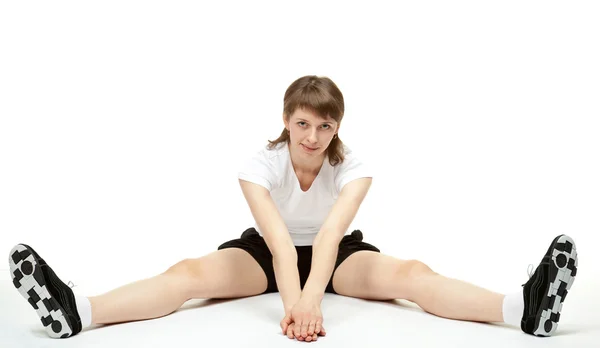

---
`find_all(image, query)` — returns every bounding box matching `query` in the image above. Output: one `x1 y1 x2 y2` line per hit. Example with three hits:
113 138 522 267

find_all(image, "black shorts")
217 227 380 295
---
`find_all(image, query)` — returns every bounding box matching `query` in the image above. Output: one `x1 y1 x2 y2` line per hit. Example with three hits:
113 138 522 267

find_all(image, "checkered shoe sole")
9 244 77 338
529 235 578 337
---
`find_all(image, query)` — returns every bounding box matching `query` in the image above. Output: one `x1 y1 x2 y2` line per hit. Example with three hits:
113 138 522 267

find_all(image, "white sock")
74 295 92 329
502 289 525 327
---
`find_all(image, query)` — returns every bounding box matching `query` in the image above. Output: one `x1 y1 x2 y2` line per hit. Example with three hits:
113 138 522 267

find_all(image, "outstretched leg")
9 245 267 338
331 234 578 337
333 250 505 322
89 248 268 325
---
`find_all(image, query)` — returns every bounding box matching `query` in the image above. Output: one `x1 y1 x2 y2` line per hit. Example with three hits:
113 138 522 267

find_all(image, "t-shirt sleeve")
334 147 373 194
238 149 278 191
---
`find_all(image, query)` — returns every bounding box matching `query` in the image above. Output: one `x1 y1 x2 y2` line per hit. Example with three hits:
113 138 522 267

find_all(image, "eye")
321 124 330 129
297 121 306 127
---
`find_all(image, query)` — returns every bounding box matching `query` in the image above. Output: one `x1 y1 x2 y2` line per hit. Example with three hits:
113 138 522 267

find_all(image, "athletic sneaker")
521 234 578 337
9 244 82 338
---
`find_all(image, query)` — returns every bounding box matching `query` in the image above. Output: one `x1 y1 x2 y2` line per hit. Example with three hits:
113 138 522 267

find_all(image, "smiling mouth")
302 144 318 151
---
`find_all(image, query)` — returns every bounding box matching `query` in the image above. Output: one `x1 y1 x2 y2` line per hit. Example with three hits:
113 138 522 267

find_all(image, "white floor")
1 269 599 348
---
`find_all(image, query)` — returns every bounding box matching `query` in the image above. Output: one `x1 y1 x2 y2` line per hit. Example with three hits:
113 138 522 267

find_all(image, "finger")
281 321 288 335
281 315 292 335
314 320 321 335
308 319 316 336
294 319 303 338
318 325 327 336
301 318 310 338
287 324 294 339
305 333 318 342
296 325 305 342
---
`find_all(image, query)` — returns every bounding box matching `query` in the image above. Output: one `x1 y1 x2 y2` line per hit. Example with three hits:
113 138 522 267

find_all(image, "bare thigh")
168 248 268 300
332 250 430 301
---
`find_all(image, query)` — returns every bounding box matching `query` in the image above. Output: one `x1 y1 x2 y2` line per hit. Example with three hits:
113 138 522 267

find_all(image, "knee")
165 258 200 276
396 260 437 303
163 258 205 289
398 259 436 280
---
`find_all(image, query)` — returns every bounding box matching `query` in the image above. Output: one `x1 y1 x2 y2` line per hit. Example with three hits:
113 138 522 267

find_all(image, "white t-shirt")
238 142 373 246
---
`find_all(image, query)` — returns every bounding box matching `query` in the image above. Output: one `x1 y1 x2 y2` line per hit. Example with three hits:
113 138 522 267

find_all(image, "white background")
1 0 599 337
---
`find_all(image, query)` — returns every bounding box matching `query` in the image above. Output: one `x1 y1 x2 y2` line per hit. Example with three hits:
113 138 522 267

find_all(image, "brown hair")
267 75 346 166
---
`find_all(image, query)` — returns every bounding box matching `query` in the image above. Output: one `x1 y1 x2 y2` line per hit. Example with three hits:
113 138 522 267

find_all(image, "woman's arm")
285 177 372 340
239 179 302 314
302 177 373 300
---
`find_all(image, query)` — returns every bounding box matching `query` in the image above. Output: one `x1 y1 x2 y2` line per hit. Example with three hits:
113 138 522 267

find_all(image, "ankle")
75 295 93 329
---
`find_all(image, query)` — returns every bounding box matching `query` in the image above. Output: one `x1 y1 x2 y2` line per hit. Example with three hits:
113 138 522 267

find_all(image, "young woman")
9 75 578 342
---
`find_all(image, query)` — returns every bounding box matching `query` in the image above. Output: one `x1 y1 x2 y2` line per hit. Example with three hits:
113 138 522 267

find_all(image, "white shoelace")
527 264 535 278
67 281 77 289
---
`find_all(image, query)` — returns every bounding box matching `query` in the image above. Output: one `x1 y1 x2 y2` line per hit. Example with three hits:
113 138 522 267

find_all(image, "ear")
283 113 289 131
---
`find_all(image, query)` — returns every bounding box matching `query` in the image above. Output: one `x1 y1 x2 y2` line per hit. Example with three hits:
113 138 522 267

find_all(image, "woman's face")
284 108 339 159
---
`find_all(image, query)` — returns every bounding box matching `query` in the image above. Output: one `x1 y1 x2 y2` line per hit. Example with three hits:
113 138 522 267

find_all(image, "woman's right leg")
10 244 267 338
89 248 268 325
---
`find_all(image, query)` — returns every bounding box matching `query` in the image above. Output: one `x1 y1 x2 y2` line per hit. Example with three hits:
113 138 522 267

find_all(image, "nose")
307 128 318 144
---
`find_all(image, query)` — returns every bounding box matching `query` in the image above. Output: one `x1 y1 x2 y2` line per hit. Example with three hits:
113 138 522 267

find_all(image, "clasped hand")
280 298 326 342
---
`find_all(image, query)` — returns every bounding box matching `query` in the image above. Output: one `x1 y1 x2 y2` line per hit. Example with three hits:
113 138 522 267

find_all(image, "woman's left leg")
331 250 505 323
332 234 578 337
